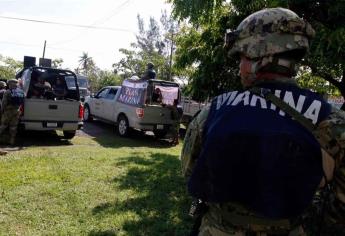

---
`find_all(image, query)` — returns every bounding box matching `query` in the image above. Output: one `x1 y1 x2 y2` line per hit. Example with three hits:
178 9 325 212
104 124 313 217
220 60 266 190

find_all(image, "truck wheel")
63 130 76 139
117 115 130 137
153 130 167 139
83 105 93 122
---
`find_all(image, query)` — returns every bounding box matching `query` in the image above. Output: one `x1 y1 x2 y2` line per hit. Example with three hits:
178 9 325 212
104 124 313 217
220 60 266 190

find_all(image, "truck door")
92 88 109 117
103 87 118 121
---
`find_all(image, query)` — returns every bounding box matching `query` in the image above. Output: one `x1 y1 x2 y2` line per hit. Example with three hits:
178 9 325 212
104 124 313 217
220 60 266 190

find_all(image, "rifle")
188 199 208 236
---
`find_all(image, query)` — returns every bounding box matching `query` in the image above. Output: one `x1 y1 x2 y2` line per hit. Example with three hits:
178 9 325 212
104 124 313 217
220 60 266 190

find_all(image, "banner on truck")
154 85 179 105
117 80 148 106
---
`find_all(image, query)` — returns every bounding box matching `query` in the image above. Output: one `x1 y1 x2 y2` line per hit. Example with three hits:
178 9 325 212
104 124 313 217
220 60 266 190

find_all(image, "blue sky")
0 0 171 70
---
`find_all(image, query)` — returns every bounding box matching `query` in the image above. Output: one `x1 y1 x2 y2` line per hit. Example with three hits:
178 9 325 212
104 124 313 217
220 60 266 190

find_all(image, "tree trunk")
341 69 345 111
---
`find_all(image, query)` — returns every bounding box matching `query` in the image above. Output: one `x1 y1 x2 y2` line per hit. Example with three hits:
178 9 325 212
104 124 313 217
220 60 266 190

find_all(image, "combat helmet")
225 8 315 60
7 79 18 86
0 81 6 88
147 62 154 70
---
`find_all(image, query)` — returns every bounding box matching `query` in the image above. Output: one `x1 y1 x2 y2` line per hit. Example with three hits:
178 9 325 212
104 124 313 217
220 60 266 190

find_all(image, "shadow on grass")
90 153 192 236
0 130 72 148
83 120 175 149
88 229 118 236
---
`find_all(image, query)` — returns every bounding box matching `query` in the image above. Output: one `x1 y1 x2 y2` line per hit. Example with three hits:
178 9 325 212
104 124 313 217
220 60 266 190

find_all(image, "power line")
0 15 135 33
49 0 133 46
91 0 132 27
0 40 114 55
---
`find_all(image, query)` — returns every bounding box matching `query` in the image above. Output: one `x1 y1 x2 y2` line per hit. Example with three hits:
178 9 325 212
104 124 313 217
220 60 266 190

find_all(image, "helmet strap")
253 55 297 77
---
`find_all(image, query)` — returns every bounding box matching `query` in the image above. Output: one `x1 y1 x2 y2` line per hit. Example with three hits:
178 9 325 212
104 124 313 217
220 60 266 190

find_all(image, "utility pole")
169 32 174 81
42 40 46 58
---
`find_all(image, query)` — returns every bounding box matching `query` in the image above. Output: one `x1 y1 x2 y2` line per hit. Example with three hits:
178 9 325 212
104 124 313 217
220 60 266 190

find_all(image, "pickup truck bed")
21 99 80 130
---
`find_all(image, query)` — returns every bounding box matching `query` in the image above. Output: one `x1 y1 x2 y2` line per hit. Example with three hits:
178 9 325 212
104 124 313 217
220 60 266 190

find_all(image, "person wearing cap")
168 99 181 145
31 73 52 98
52 77 67 100
0 79 24 145
181 8 345 235
142 62 157 80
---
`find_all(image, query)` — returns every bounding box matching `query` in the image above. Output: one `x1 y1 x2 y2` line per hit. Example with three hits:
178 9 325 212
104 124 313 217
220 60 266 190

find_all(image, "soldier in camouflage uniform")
0 81 7 121
181 8 345 235
0 79 24 145
169 99 181 145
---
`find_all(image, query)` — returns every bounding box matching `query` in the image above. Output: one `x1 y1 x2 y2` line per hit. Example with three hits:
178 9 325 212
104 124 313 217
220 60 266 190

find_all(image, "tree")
113 12 178 81
97 71 123 90
283 0 345 107
52 58 64 69
77 52 98 76
169 0 345 102
0 55 22 81
171 2 242 100
75 52 100 92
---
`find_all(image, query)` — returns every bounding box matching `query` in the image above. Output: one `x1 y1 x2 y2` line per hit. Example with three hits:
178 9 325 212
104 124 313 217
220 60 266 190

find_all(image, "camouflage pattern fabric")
181 98 345 235
227 8 315 59
169 106 181 142
312 107 345 232
181 105 210 178
0 90 21 144
199 203 305 236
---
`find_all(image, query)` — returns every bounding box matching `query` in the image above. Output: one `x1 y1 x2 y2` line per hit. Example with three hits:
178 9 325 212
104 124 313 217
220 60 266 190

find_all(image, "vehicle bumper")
20 120 79 131
78 121 84 129
135 122 172 131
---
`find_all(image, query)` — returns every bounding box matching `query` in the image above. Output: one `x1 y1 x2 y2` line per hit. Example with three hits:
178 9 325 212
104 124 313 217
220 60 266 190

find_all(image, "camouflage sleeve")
180 106 210 178
1 91 10 111
313 107 345 225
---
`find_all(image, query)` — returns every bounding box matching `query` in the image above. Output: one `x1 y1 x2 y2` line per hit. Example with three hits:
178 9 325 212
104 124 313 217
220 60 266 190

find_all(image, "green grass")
0 132 192 236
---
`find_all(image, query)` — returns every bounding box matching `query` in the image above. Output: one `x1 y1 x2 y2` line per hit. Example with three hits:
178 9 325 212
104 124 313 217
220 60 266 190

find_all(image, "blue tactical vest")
10 88 25 106
188 83 332 219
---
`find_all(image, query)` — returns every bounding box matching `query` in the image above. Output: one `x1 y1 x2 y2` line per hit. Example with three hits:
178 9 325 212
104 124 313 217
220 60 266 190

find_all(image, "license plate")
156 124 164 130
47 122 58 128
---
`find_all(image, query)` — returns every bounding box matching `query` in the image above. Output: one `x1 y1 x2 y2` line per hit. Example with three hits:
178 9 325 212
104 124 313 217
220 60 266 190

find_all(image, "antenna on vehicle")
42 40 46 58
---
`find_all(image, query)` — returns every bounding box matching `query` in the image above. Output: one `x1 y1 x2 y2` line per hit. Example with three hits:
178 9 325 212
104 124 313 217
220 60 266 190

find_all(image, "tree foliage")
113 12 178 81
52 58 64 69
74 52 123 92
0 54 22 81
75 52 100 92
169 0 345 101
97 70 123 90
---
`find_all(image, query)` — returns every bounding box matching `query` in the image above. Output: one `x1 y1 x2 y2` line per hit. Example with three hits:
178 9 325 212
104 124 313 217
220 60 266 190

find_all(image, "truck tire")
117 115 130 137
83 105 93 122
63 130 76 139
153 130 167 139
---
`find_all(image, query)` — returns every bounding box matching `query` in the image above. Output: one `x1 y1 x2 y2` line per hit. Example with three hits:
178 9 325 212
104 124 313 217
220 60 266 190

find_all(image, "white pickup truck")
83 78 181 138
17 66 84 139
179 96 209 126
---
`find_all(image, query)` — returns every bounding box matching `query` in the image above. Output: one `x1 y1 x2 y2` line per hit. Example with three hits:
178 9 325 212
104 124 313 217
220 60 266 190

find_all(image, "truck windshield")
77 78 88 88
65 76 78 89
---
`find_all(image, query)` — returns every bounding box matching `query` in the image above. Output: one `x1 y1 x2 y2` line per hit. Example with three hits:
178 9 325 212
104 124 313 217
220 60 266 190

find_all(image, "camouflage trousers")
0 109 20 144
170 121 180 143
198 203 305 236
